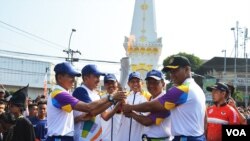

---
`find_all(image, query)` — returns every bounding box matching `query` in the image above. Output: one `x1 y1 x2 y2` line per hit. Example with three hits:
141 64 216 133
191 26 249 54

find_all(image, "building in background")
198 57 250 106
0 55 55 99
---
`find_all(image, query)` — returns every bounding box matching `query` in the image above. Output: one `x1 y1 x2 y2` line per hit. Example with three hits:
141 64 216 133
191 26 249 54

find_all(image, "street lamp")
231 21 239 88
68 29 76 64
222 49 226 80
244 28 249 107
63 29 76 64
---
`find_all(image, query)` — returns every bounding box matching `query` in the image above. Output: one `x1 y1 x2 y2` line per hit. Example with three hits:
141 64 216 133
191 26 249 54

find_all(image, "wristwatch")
107 95 115 104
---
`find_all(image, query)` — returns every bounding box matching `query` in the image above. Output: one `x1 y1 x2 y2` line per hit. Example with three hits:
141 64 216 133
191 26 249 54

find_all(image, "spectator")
27 103 38 120
0 112 16 141
0 101 6 115
206 82 240 141
0 89 5 100
33 100 47 141
0 84 10 100
226 83 247 125
9 84 36 141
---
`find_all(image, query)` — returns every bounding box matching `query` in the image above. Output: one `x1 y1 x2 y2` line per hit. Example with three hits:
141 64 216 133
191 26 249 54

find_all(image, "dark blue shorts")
46 136 74 141
173 134 206 141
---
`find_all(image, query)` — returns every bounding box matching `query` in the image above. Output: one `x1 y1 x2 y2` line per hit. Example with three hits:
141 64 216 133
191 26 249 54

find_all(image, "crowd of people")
0 55 249 141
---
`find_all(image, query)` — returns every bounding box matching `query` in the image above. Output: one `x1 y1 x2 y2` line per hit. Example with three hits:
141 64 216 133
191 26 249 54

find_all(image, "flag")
43 72 47 96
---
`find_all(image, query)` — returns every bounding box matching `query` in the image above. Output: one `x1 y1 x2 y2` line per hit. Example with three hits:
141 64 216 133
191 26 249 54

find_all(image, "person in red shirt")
206 82 240 141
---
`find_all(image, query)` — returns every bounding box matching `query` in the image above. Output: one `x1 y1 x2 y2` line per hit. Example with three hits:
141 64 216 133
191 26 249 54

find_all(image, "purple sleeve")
52 91 79 111
158 85 188 110
147 85 189 124
147 111 170 125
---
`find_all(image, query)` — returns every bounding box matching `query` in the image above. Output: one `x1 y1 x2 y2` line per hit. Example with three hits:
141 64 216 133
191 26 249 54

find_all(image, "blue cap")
128 71 141 81
54 62 81 77
145 69 164 81
81 64 105 76
104 74 117 82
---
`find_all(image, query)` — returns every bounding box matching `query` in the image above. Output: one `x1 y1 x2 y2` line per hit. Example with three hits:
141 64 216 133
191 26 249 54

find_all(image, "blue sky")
0 0 250 74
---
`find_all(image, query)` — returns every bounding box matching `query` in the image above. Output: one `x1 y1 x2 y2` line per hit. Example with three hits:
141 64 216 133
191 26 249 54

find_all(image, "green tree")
162 52 203 73
232 90 244 102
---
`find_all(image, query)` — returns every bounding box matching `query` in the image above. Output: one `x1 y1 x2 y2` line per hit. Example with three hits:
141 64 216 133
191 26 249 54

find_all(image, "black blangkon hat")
9 84 29 108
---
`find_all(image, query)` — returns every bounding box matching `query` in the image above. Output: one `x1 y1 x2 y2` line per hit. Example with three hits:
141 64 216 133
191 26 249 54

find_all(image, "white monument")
123 0 162 79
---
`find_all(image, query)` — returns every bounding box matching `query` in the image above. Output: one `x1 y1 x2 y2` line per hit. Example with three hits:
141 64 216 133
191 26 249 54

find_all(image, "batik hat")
9 84 29 108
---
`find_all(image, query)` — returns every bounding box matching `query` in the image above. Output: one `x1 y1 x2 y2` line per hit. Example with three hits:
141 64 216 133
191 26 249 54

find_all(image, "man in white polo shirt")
123 56 207 141
115 72 151 141
100 73 123 141
46 62 126 141
124 69 172 141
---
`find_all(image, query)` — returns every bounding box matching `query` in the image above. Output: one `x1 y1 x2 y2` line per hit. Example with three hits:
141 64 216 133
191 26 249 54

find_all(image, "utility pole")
231 21 239 89
246 54 248 108
244 28 249 108
44 67 49 97
222 49 226 80
63 29 81 65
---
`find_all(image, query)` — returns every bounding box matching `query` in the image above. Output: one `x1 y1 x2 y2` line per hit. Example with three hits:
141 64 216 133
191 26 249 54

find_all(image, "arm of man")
101 101 122 121
123 100 165 113
50 89 112 114
74 98 111 115
74 91 126 116
204 108 208 139
74 113 94 123
124 111 154 126
123 84 189 113
227 106 241 125
228 98 247 125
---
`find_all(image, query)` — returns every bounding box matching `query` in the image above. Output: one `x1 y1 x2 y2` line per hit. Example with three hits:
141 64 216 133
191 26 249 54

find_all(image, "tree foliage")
232 90 244 102
162 52 203 73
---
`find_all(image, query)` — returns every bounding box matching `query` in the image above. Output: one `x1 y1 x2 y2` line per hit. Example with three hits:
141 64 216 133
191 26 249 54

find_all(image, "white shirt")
115 91 149 141
143 92 172 140
73 84 102 141
160 78 206 136
47 85 79 136
100 93 122 141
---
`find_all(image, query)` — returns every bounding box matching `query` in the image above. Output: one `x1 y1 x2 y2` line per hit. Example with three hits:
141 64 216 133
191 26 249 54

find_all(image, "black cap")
206 82 229 93
162 56 191 72
9 84 29 108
